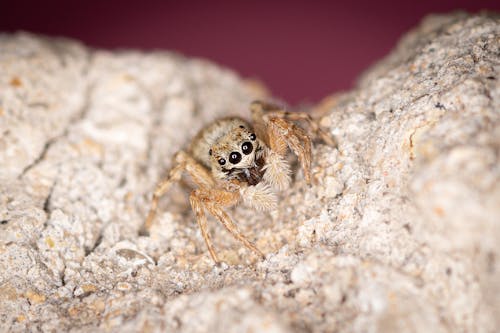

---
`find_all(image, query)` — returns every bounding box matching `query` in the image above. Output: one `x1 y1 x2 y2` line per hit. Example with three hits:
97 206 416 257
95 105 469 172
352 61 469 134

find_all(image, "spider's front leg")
143 151 213 232
250 100 336 147
250 101 313 186
190 187 265 263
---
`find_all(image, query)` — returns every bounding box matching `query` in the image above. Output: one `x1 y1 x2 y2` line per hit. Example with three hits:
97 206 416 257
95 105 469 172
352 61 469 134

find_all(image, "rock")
0 12 499 333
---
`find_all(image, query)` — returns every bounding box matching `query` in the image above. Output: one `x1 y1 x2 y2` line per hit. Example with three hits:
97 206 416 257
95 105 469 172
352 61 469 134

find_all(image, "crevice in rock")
60 263 67 287
84 231 103 257
18 52 94 180
42 182 55 220
19 138 57 178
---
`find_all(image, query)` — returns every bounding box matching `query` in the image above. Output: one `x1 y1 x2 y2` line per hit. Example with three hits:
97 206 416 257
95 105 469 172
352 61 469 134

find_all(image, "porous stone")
0 12 499 333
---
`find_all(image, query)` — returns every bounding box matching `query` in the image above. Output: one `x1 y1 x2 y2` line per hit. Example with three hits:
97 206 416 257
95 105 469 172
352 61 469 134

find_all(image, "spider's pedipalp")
261 149 291 190
239 182 278 211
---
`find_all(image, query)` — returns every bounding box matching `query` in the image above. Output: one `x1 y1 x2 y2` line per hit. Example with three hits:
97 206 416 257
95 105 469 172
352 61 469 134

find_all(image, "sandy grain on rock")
1 12 499 333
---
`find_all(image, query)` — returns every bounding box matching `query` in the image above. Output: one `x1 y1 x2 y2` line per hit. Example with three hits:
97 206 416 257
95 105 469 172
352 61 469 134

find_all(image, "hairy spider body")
144 101 331 264
190 118 268 186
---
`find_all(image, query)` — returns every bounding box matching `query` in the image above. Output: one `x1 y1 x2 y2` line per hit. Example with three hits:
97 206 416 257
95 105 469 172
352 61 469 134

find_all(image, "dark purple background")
1 0 498 103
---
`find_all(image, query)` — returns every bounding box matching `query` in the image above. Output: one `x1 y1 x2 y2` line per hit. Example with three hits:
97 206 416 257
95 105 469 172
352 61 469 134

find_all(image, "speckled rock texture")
1 12 499 333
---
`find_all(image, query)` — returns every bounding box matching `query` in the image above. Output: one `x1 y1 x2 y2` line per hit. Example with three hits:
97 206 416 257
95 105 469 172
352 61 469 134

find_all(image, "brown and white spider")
143 100 334 264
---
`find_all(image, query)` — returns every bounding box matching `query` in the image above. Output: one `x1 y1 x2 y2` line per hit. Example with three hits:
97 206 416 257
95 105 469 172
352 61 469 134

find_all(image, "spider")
143 100 334 264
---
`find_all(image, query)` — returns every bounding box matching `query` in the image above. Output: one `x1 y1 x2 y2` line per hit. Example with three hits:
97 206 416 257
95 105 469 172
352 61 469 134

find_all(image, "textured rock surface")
1 12 499 333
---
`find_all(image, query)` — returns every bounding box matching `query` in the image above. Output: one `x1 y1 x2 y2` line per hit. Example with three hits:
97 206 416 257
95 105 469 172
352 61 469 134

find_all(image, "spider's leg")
189 192 219 263
193 188 265 261
143 151 213 232
208 203 265 259
269 109 336 147
144 162 184 232
267 117 312 184
254 114 312 185
250 100 336 147
250 101 312 185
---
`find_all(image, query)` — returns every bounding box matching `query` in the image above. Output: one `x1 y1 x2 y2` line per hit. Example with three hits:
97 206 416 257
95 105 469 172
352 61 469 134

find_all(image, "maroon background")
1 0 498 104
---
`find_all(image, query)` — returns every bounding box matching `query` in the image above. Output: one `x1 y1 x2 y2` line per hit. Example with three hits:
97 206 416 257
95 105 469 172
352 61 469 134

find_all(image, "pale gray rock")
0 12 499 333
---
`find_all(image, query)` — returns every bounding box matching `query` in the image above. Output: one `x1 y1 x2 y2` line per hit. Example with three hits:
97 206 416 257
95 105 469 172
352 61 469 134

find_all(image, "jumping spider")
144 100 334 264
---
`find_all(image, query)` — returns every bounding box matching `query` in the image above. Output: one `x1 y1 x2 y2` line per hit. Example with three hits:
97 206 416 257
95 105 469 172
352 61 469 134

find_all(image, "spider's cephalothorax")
144 101 333 264
190 118 267 186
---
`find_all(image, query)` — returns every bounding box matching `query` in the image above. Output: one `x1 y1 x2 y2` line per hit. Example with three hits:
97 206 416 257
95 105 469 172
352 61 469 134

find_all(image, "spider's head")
209 122 265 185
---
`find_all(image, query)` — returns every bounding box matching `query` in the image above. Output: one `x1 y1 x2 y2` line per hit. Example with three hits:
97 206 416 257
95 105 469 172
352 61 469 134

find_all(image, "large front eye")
229 152 241 164
241 142 253 155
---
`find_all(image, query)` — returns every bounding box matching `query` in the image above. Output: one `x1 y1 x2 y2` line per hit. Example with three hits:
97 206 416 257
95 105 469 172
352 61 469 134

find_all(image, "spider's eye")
209 149 212 156
218 158 226 165
229 152 241 164
250 133 256 141
241 142 253 155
